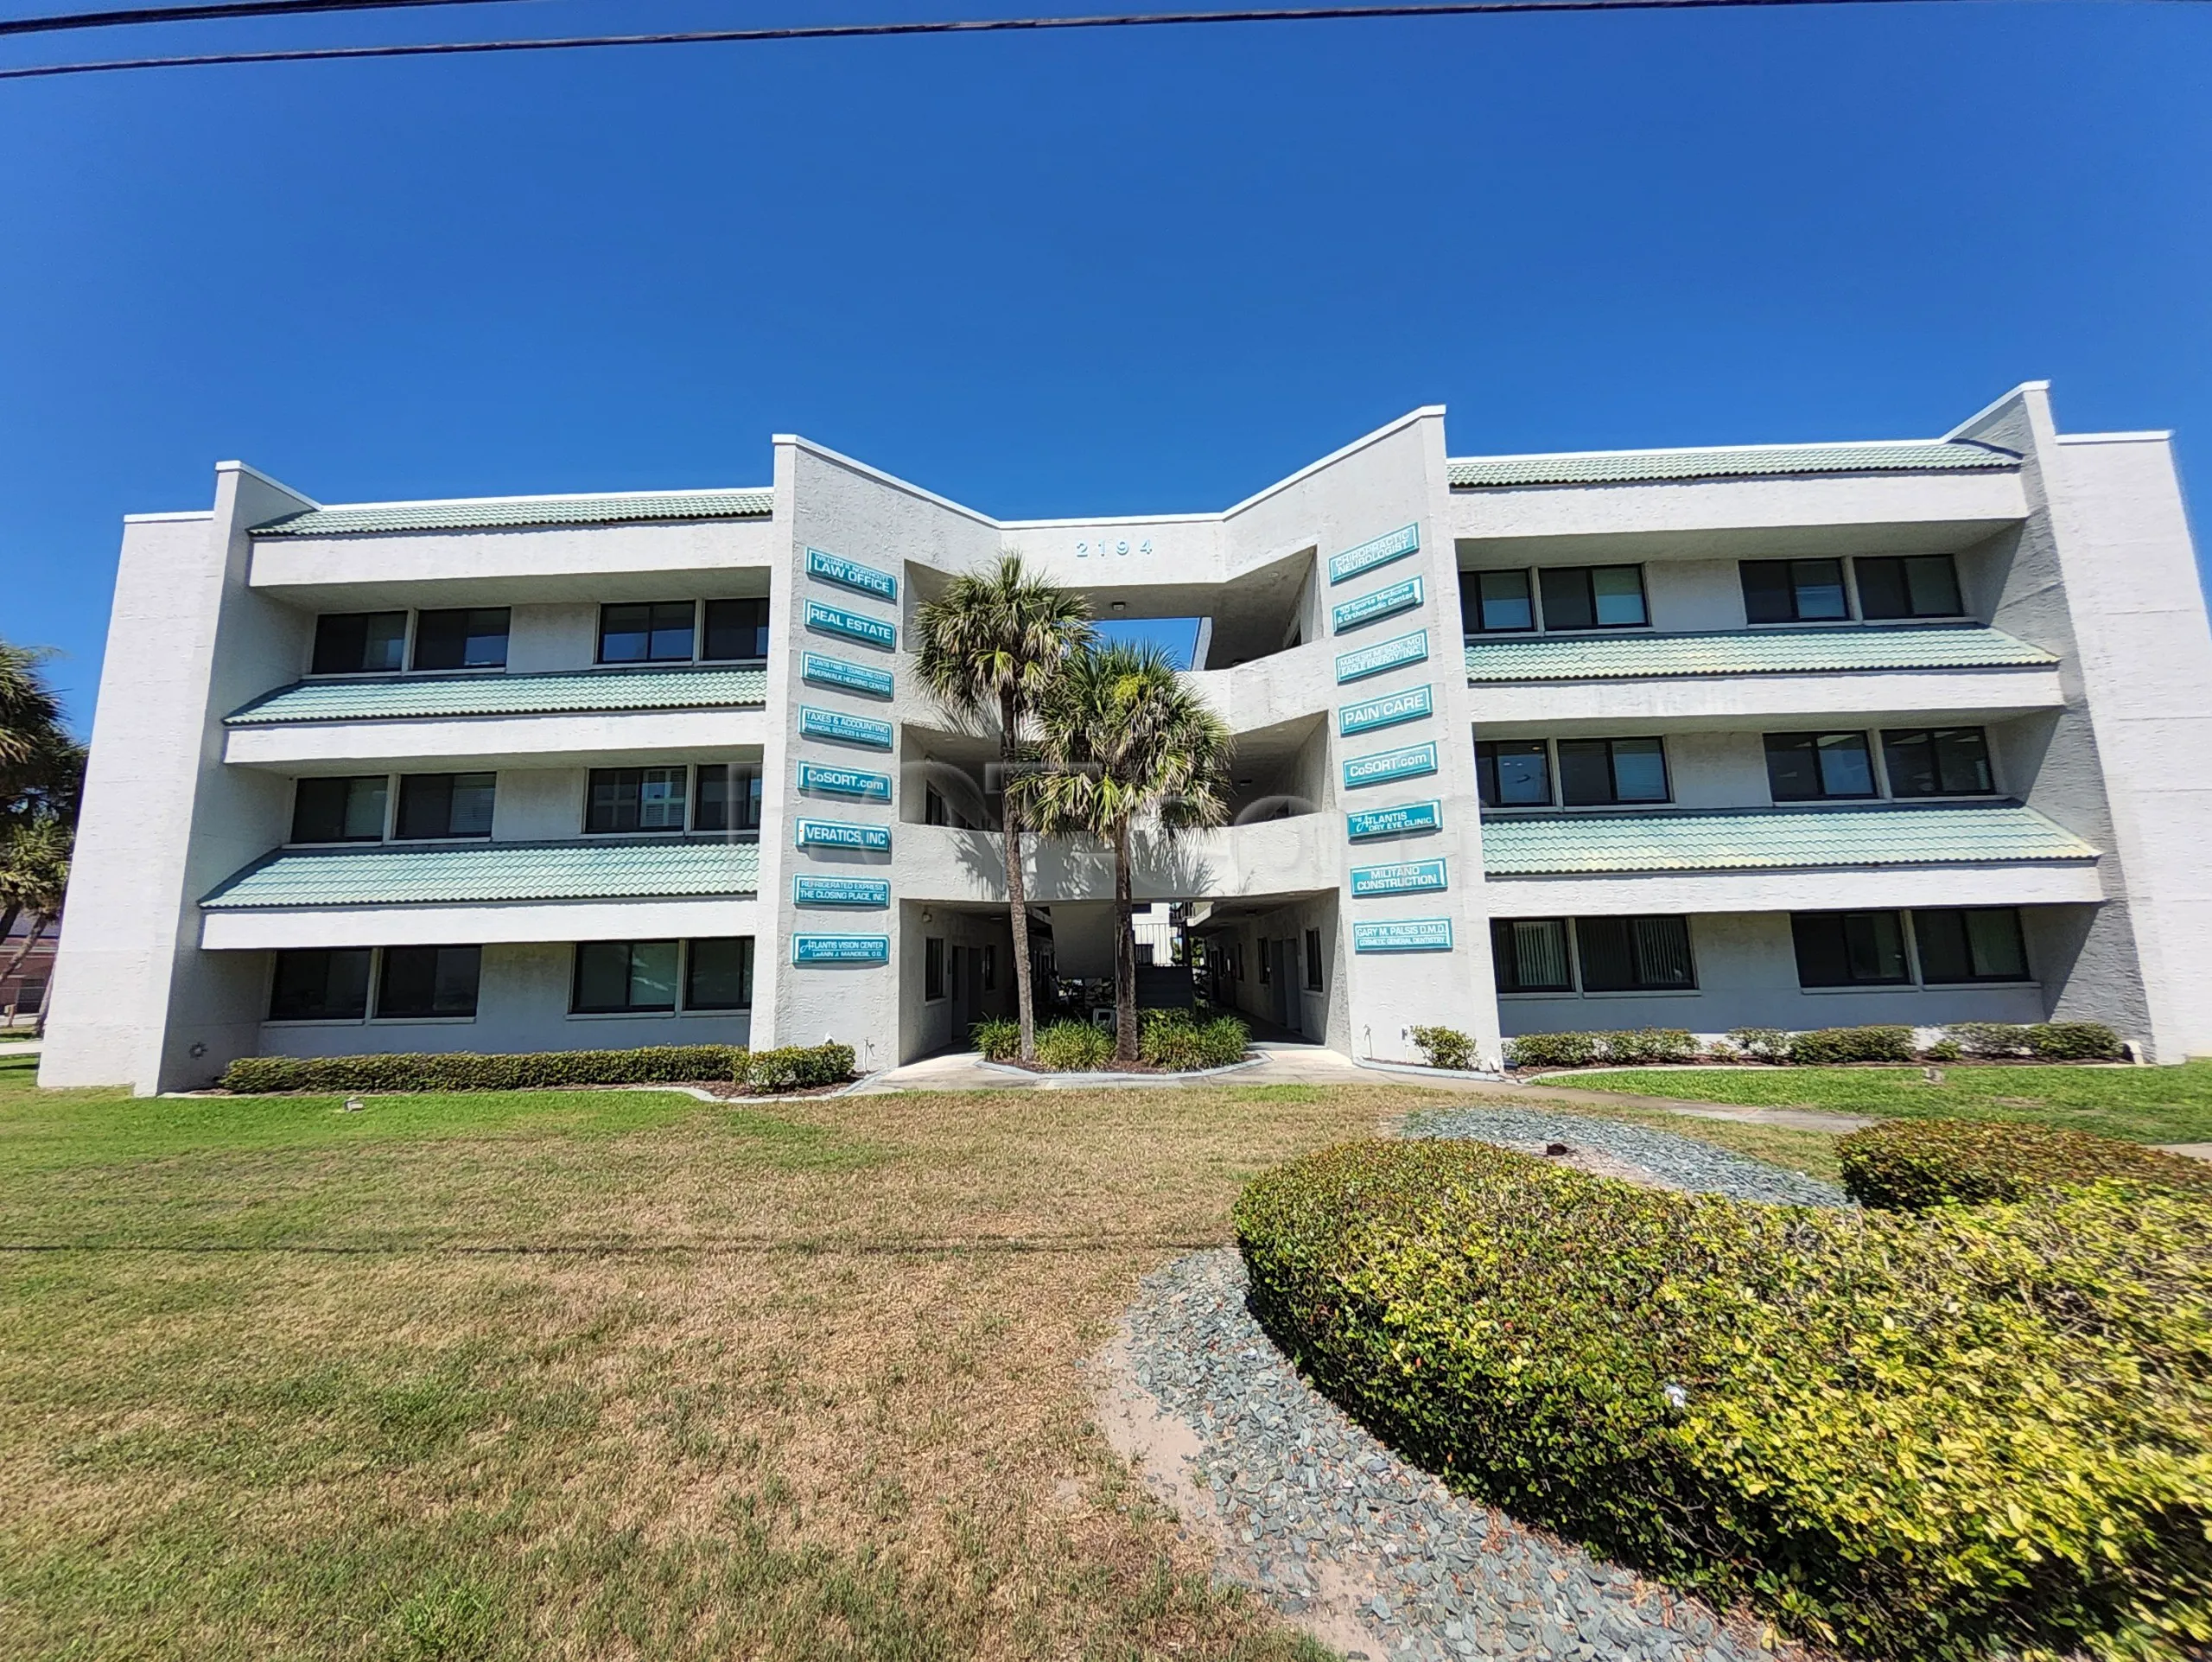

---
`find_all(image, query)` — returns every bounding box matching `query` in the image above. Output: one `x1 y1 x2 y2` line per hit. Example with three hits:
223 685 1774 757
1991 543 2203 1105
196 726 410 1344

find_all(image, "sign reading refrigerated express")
794 875 893 907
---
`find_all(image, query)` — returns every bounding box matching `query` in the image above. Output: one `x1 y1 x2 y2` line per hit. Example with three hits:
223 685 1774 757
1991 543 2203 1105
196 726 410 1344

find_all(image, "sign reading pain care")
1349 858 1448 897
1338 684 1433 736
793 934 891 964
1352 918 1454 952
806 547 899 602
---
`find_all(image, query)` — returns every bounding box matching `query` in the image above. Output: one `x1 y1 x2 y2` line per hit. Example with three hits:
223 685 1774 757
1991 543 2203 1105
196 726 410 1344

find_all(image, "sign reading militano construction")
1335 628 1428 685
805 600 896 650
1345 799 1442 839
1343 741 1438 790
1331 576 1424 635
792 933 891 964
1352 917 1454 953
802 653 894 698
1349 857 1448 898
805 547 899 602
799 706 894 749
795 818 891 851
1326 524 1420 585
794 875 892 907
798 761 892 801
1338 684 1433 736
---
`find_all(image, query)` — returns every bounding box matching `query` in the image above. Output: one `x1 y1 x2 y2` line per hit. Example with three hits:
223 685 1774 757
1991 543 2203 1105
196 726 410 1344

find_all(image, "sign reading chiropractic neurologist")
1326 524 1420 585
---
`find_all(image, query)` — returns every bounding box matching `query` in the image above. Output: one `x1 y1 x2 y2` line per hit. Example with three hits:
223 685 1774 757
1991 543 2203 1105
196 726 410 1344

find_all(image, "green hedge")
740 1043 855 1092
1035 1020 1113 1071
1235 1139 2212 1660
1786 1024 1915 1065
1950 1021 2124 1062
1503 1028 1694 1069
969 1017 1021 1061
1840 1118 2212 1210
1409 1025 1476 1070
1136 1009 1249 1070
221 1046 747 1094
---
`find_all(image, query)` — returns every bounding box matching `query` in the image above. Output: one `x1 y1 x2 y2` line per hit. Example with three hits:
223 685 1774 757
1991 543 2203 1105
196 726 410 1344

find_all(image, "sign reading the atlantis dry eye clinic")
803 653 894 699
1349 858 1448 898
1334 629 1428 685
806 600 897 651
793 933 891 964
1338 684 1433 736
1345 799 1442 840
794 875 892 907
795 818 892 851
1326 524 1420 585
1342 742 1439 790
1352 918 1454 953
805 547 899 602
1331 576 1424 635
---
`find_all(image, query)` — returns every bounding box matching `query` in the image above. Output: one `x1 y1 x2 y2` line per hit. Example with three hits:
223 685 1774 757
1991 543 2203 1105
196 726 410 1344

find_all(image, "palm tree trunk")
1112 818 1137 1064
1 911 49 1003
1000 689 1039 1063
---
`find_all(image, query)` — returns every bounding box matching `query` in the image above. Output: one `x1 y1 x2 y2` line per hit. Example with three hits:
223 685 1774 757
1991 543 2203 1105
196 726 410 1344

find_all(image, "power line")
0 0 553 42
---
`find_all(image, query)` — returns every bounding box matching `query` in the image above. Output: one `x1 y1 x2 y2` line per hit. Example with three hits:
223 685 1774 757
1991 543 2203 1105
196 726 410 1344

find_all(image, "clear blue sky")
3 1 2209 728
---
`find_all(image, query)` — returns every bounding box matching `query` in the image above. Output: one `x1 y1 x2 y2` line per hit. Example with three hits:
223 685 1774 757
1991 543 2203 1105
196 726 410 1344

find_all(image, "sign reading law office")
805 547 899 602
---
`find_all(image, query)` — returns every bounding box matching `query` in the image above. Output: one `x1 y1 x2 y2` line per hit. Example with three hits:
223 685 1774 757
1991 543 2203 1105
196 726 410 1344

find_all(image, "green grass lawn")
1549 1059 2212 1144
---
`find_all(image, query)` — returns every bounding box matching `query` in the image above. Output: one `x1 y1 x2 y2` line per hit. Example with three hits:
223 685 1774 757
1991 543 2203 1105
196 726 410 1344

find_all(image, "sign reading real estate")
1330 576 1424 635
1326 524 1420 586
799 705 895 749
806 600 897 651
1334 628 1428 685
1351 917 1454 953
795 818 892 851
1338 684 1433 736
1342 741 1439 790
802 653 894 698
1348 857 1448 898
798 761 892 801
793 933 891 964
794 875 892 907
805 547 899 602
1345 799 1442 840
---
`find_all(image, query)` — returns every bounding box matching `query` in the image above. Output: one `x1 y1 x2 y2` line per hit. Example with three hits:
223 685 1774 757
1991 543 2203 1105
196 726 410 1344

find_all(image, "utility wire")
0 0 555 42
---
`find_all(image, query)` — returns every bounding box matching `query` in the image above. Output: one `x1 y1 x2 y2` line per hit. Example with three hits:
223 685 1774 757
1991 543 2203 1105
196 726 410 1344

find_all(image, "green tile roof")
1464 625 2056 684
1481 804 2094 876
252 488 773 537
226 665 769 725
1448 439 2018 489
202 838 760 908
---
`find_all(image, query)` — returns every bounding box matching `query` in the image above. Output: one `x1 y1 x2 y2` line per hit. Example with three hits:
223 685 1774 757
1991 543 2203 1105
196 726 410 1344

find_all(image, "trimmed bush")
1140 1010 1211 1071
1839 1117 2212 1211
1785 1024 1914 1065
1199 1015 1251 1068
1409 1025 1475 1071
2025 1021 2125 1061
1722 1027 1789 1062
1502 1030 1596 1070
741 1042 855 1093
1923 1038 1963 1062
220 1046 746 1094
1034 1020 1114 1072
1948 1021 2031 1060
969 1017 1020 1061
1593 1028 1696 1066
1236 1138 2212 1661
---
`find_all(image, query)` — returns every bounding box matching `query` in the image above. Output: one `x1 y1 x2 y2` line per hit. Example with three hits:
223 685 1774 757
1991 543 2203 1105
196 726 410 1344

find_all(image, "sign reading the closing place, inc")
799 706 895 749
805 547 899 602
1335 629 1428 685
1331 576 1424 635
806 601 896 650
798 761 892 801
803 653 895 698
795 818 892 851
1338 684 1433 736
1352 918 1455 952
1343 742 1439 790
1349 858 1448 897
794 875 892 907
1326 524 1420 585
793 933 891 964
1345 799 1442 840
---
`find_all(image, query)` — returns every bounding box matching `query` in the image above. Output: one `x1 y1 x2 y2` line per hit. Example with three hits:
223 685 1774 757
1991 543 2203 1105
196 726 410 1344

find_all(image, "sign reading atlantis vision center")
803 653 894 698
1335 629 1428 685
799 761 892 801
793 933 891 964
1349 858 1448 898
1352 918 1454 952
794 875 892 907
1345 799 1442 839
805 547 899 602
1338 684 1433 736
1331 576 1424 635
795 818 891 851
1343 742 1438 790
806 601 896 650
799 706 895 749
1327 524 1420 586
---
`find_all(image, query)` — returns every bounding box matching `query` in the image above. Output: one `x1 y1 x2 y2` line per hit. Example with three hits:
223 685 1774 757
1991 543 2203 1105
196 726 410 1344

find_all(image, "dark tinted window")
1741 560 1848 624
1791 911 1910 986
1464 569 1535 633
377 945 481 1017
1558 737 1668 806
572 940 678 1013
268 948 371 1020
1764 732 1876 801
702 598 770 660
1856 555 1963 620
693 764 761 833
311 612 407 675
683 938 753 1010
925 938 946 1000
599 602 696 663
1882 728 1994 797
394 773 495 839
1491 918 1572 993
1576 915 1696 991
1915 908 2029 984
1539 565 1646 630
1304 928 1323 990
1477 739 1551 807
292 775 388 843
587 767 689 833
411 608 509 670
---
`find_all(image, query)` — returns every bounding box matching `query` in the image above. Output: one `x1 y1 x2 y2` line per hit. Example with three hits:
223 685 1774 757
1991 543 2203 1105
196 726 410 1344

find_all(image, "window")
1882 728 1994 797
1304 928 1324 991
311 612 407 675
411 608 510 671
1258 944 1272 984
1477 739 1551 808
1855 556 1963 620
1575 915 1696 992
572 940 679 1013
981 945 998 991
1764 733 1876 802
1491 918 1573 994
291 775 389 844
1136 943 1155 966
1463 569 1535 634
1539 565 1648 631
1557 737 1669 806
1741 559 1850 624
377 945 481 1018
1791 911 1910 987
599 602 697 664
924 784 948 826
1915 908 2030 984
683 938 754 1010
268 948 372 1021
587 767 690 832
393 773 496 839
693 764 762 834
925 937 946 1001
702 598 771 661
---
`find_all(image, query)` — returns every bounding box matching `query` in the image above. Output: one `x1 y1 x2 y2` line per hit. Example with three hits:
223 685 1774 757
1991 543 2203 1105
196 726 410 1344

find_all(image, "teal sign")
1331 576 1424 635
795 818 891 851
798 761 891 801
1345 799 1442 840
794 875 891 907
1327 524 1420 586
806 546 899 602
806 600 896 651
1352 918 1454 953
1349 858 1448 898
793 933 890 965
803 653 893 698
1335 629 1428 685
1338 684 1433 737
1343 742 1438 790
799 705 894 749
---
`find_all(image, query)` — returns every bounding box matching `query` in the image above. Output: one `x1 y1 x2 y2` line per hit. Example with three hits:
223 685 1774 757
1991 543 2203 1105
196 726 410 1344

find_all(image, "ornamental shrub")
741 1042 855 1093
1594 1028 1696 1066
1034 1020 1114 1072
1784 1024 1914 1065
1199 1015 1251 1068
1722 1027 1789 1061
1235 1138 2212 1661
1502 1030 1597 1069
220 1046 747 1094
1409 1025 1475 1070
1839 1118 2212 1211
969 1017 1020 1061
2024 1021 2125 1061
1139 1010 1211 1071
1948 1021 2031 1060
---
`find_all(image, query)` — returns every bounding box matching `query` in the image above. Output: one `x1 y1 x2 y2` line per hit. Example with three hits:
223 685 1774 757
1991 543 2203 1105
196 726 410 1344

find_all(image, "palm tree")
0 643 61 766
0 644 78 1033
913 554 1093 1062
1021 642 1231 1064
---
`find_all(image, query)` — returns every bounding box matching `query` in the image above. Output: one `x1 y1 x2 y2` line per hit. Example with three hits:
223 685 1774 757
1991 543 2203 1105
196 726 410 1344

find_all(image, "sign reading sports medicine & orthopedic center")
1342 742 1439 790
1330 576 1424 635
803 653 894 698
1326 524 1420 585
1334 629 1428 685
795 818 892 851
793 933 891 964
1352 918 1454 952
1349 858 1448 898
794 875 892 907
799 706 894 749
1345 800 1442 839
1338 684 1433 736
805 547 899 602
806 600 897 650
798 761 892 801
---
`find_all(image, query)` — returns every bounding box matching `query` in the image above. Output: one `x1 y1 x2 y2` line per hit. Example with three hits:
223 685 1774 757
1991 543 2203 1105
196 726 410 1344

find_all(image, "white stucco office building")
39 381 2212 1094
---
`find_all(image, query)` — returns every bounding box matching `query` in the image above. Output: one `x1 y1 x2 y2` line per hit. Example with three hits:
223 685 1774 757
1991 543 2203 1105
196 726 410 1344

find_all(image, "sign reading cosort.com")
1345 800 1442 840
806 600 896 650
1338 684 1433 736
1334 629 1427 685
1326 524 1420 585
793 933 890 964
1349 858 1448 897
798 761 892 801
1342 742 1438 790
805 547 899 602
1352 918 1454 953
